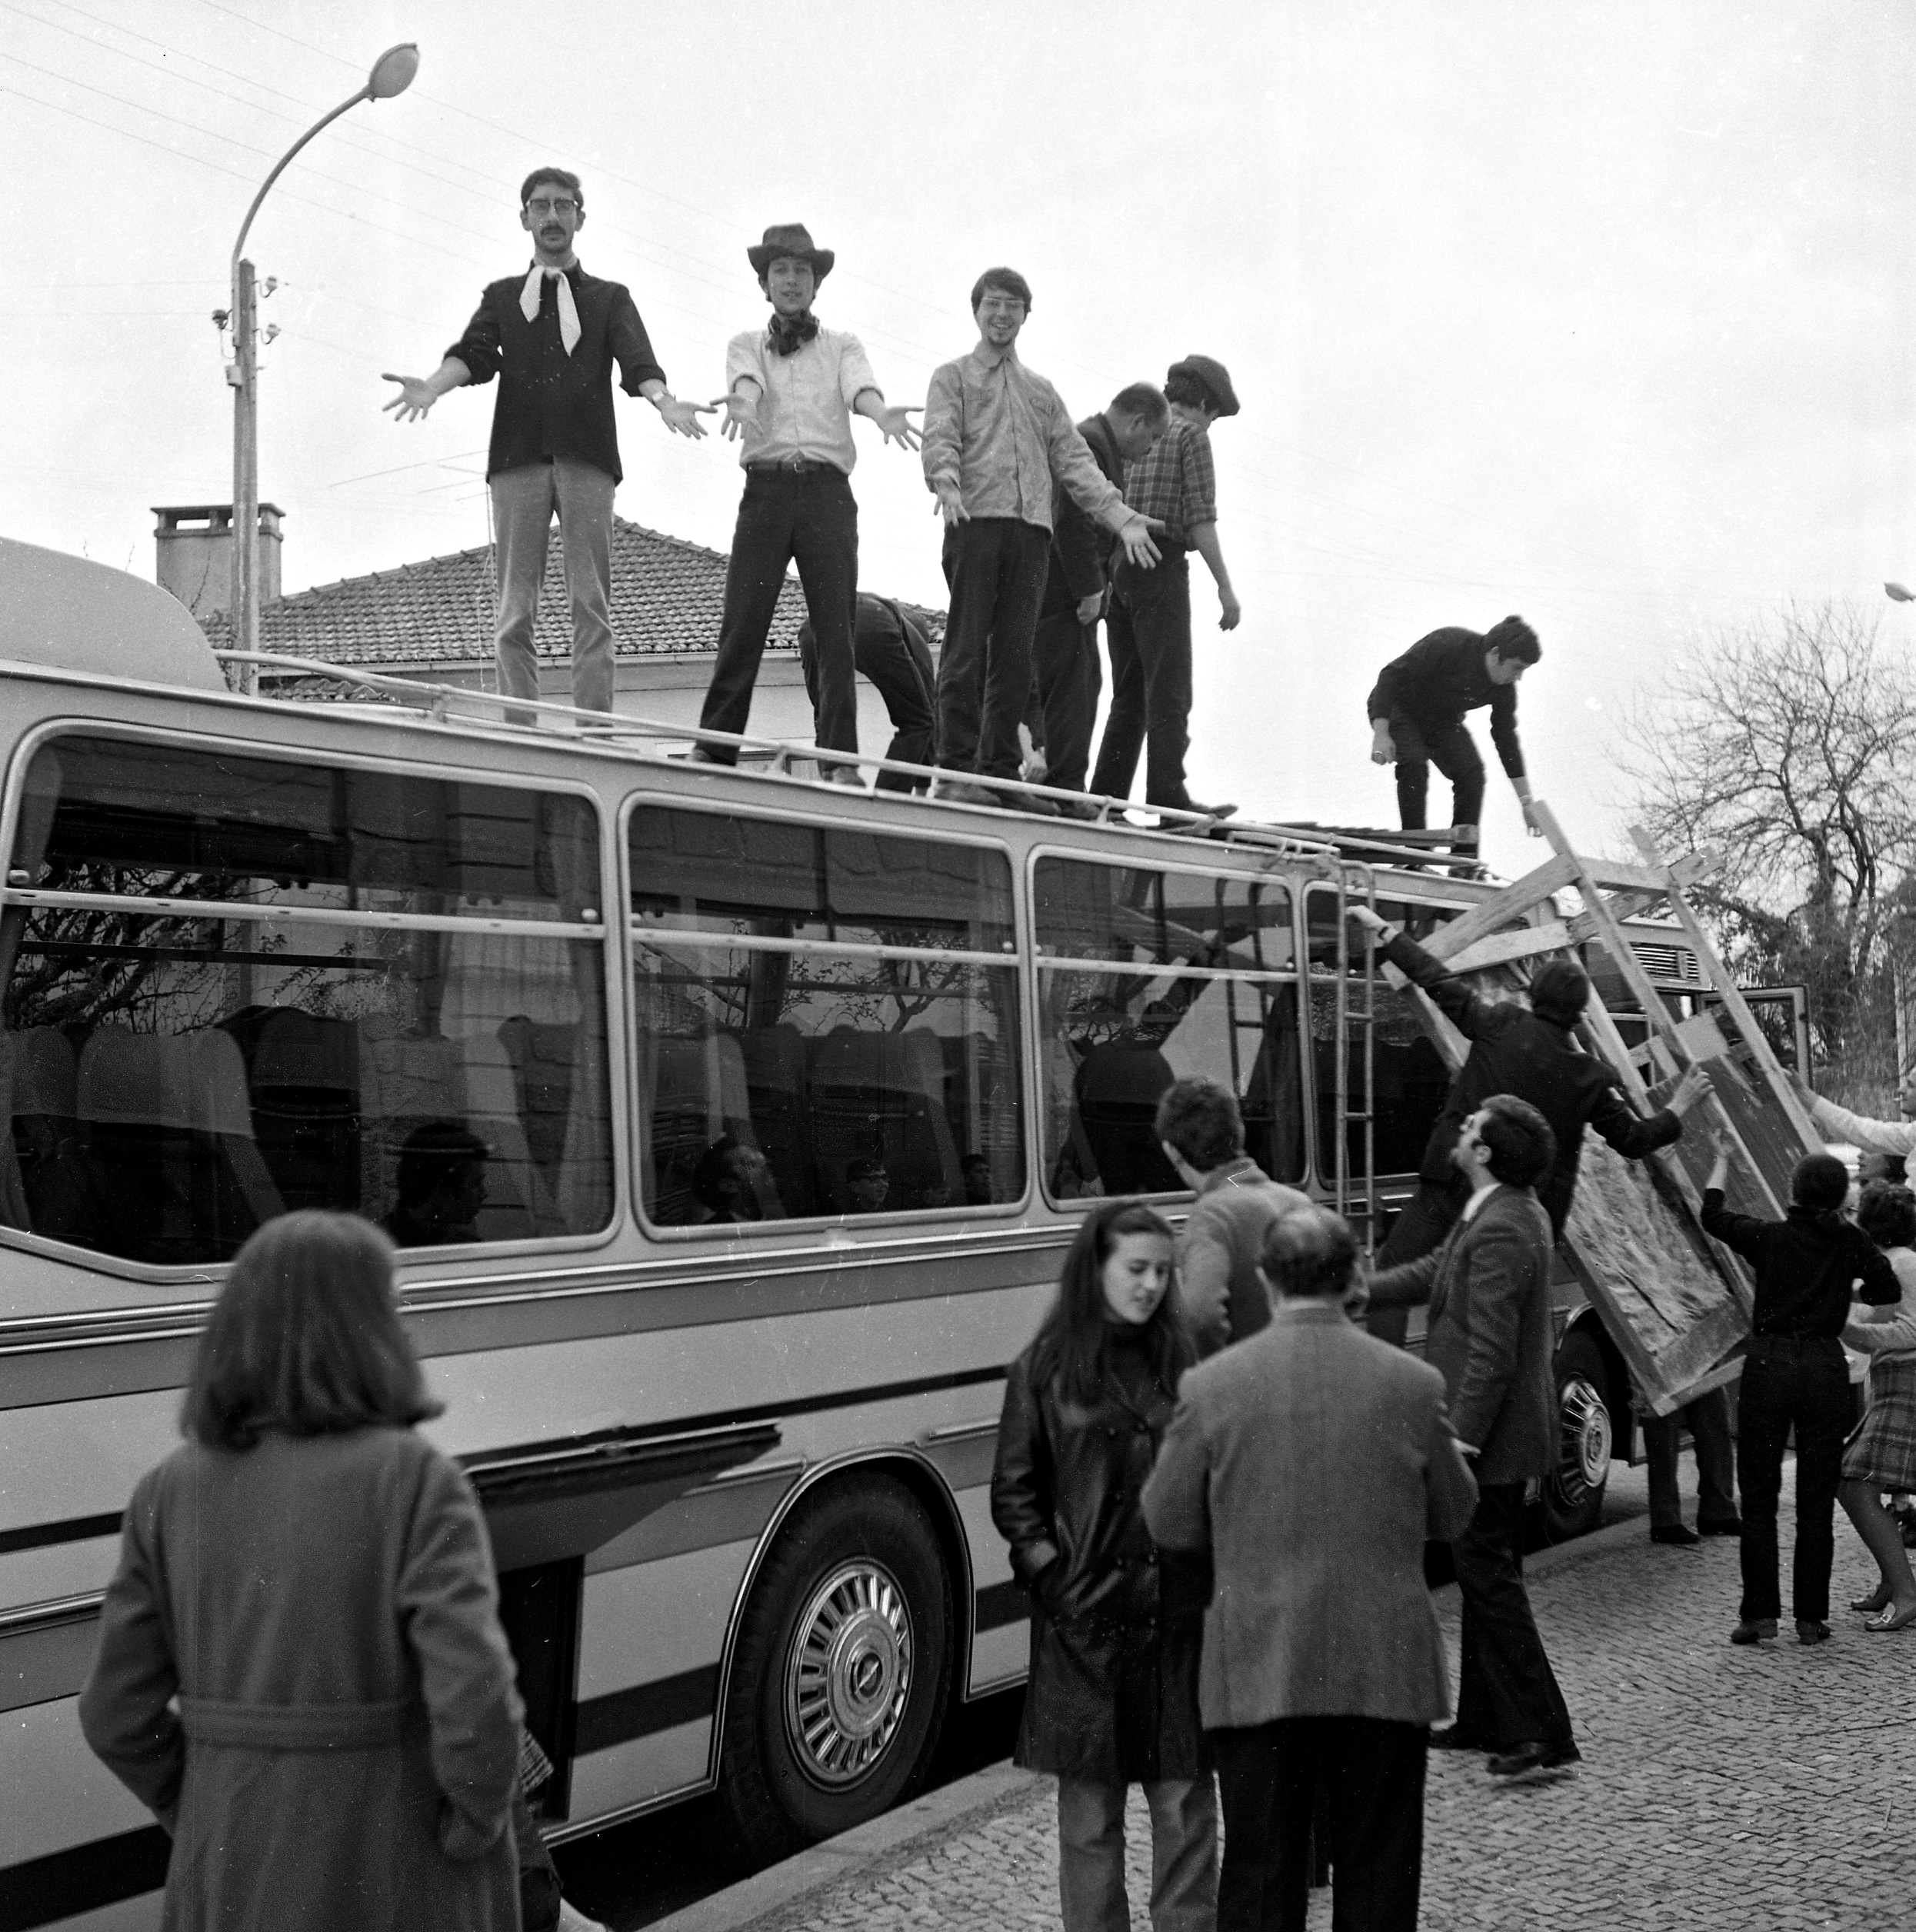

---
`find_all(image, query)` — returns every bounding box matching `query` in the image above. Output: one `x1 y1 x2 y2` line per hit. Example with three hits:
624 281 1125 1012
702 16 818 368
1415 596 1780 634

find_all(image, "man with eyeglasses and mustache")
383 167 710 720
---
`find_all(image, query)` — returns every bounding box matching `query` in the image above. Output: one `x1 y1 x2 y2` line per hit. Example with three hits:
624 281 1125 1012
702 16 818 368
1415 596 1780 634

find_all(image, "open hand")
875 404 922 451
933 481 968 527
381 373 438 422
657 396 715 439
1218 588 1241 631
1118 515 1164 570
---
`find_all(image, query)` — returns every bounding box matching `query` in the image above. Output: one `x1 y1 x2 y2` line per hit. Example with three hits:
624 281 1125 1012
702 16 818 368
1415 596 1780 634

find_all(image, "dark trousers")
1091 551 1195 807
1452 1483 1575 1752
700 467 859 761
801 608 937 791
938 517 1051 780
1736 1337 1851 1623
1030 598 1102 791
1643 1386 1739 1531
1211 1717 1427 1932
1366 1176 1467 1347
1391 715 1486 852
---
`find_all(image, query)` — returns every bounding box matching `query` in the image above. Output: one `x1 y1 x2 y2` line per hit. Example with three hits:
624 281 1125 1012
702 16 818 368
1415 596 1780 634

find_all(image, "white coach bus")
0 539 1716 1927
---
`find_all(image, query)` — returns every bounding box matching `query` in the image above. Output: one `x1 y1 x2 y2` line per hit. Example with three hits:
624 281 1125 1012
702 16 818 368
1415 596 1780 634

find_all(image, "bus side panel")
1 1697 152 1873
956 1481 1028 1690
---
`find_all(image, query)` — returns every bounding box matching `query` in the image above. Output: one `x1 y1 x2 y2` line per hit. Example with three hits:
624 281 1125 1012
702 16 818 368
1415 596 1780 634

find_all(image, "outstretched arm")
382 356 472 423
853 389 923 450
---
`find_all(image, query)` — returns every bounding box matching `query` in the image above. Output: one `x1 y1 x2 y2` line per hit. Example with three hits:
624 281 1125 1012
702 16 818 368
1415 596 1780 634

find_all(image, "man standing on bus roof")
382 167 710 718
1026 384 1171 807
695 225 923 783
921 268 1165 813
1366 618 1543 866
1089 355 1241 824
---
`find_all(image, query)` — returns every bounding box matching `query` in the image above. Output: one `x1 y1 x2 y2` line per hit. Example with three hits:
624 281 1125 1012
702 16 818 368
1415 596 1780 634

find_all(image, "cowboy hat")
747 223 834 281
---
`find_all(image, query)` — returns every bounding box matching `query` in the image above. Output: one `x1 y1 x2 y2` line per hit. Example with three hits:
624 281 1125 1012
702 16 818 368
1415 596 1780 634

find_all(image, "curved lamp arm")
231 44 418 275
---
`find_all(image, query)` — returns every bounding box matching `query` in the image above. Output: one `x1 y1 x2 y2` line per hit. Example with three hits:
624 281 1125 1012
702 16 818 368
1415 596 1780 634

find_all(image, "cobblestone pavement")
698 1477 1914 1930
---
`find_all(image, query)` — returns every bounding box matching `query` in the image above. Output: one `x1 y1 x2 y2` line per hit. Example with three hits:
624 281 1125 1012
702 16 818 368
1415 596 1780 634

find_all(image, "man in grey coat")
1368 1092 1577 1781
1143 1204 1478 1932
1156 1074 1311 1357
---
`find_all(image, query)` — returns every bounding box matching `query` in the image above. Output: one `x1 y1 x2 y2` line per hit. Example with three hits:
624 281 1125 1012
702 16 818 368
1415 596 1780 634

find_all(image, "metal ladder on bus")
1333 861 1380 1248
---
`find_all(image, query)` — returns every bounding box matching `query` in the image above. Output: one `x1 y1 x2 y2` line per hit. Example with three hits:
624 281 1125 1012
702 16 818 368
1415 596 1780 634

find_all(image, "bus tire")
1541 1328 1613 1544
718 1474 953 1859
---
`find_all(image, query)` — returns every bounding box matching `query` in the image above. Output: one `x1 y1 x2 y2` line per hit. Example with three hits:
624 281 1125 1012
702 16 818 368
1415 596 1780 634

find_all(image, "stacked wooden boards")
1374 804 1819 1414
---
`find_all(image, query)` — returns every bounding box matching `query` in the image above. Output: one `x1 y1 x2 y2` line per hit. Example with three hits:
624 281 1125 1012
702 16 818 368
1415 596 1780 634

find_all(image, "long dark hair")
183 1211 443 1451
1029 1199 1191 1406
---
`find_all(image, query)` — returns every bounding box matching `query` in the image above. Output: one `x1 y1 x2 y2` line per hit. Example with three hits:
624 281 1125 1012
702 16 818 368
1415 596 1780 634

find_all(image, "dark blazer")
1141 1302 1478 1730
1384 930 1681 1237
1365 625 1525 778
991 1334 1208 1781
1041 412 1125 619
448 262 666 485
80 1428 524 1932
1369 1183 1558 1484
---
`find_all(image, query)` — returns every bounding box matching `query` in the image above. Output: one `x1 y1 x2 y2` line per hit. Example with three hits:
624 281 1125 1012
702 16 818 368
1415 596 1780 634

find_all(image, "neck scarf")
767 310 820 358
521 265 581 355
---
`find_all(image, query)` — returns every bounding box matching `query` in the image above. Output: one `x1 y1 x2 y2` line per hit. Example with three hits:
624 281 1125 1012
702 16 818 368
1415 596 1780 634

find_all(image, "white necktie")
520 265 581 355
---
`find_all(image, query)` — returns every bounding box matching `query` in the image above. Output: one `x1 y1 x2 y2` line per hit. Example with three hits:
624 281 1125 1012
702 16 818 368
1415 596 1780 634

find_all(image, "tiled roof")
199 517 943 667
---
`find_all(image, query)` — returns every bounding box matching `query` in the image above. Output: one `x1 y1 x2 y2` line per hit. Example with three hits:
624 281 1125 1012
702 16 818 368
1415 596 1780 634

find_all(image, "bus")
0 538 1710 1927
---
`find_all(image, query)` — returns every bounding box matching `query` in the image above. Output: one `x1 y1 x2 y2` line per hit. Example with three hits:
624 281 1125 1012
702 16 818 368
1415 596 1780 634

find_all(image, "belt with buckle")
746 456 836 475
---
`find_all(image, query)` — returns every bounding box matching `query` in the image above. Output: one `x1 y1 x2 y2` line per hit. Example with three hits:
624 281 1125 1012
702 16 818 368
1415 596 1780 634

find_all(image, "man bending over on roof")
797 593 939 793
382 167 709 719
1367 617 1542 868
694 225 921 784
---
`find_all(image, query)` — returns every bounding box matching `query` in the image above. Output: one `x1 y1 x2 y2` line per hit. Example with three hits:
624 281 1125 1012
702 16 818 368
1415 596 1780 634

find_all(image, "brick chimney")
152 503 284 620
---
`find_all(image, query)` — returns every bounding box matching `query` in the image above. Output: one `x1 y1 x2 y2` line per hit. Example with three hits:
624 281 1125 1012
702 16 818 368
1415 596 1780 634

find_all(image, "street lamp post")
228 42 419 694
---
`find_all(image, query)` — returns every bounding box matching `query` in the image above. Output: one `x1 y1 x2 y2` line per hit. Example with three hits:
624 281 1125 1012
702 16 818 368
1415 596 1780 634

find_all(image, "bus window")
629 808 1023 1224
1304 889 1458 1181
0 736 613 1264
1032 857 1302 1199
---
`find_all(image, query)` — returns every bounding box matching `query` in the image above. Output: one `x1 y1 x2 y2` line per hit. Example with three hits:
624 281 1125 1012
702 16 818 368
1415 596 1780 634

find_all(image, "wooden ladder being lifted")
1368 801 1819 1414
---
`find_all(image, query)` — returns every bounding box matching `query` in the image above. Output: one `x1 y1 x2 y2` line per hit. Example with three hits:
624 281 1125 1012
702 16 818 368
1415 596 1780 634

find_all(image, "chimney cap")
152 503 285 527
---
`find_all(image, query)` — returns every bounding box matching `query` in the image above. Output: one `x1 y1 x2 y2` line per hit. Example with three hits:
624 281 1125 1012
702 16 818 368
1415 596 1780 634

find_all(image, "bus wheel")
1542 1329 1612 1544
718 1474 952 1859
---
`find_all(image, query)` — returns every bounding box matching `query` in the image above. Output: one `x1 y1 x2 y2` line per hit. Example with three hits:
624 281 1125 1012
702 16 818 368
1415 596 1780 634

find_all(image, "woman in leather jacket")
991 1198 1216 1932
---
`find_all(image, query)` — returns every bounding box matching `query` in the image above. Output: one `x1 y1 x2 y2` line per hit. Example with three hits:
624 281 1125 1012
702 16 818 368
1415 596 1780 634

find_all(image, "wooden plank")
1419 853 1581 961
1578 851 1713 894
1442 922 1574 974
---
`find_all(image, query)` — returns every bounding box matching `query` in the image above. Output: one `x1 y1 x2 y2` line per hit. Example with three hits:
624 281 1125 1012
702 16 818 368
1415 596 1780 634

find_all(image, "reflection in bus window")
0 738 613 1263
1032 858 1303 1199
630 808 1023 1224
1304 889 1458 1181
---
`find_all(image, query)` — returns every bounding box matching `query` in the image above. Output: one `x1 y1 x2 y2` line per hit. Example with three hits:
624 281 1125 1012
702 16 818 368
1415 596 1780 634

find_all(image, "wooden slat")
1419 853 1581 961
1442 922 1575 974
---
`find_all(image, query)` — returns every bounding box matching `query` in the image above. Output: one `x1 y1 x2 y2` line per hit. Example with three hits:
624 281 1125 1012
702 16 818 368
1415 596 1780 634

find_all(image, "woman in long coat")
79 1211 523 1932
991 1198 1215 1932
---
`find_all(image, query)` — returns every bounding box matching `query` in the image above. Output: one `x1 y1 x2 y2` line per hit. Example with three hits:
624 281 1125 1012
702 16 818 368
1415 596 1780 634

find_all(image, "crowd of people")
384 174 1245 824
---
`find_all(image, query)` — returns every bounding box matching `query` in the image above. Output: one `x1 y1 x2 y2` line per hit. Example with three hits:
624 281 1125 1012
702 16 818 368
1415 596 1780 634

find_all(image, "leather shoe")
1864 1602 1916 1633
934 781 1000 808
1698 1516 1744 1537
1428 1726 1488 1752
1486 1740 1580 1780
1796 1620 1831 1645
1728 1618 1777 1645
1650 1524 1701 1547
1850 1584 1892 1614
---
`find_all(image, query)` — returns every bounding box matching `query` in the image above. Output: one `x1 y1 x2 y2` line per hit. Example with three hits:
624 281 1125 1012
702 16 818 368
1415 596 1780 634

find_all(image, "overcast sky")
4 1 1911 871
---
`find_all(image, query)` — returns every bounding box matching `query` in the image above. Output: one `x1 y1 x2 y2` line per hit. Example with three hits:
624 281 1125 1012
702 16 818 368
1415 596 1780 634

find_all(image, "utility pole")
229 259 258 694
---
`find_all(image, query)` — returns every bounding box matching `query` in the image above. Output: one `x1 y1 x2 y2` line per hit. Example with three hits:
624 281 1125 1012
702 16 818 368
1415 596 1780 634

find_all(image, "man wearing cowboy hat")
1090 354 1242 821
382 166 710 718
695 223 921 783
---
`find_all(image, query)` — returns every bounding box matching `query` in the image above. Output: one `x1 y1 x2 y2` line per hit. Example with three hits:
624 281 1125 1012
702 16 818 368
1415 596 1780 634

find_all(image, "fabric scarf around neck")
767 310 820 358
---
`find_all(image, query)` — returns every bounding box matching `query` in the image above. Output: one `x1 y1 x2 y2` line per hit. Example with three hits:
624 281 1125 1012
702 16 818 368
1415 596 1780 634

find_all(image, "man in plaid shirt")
1090 355 1242 818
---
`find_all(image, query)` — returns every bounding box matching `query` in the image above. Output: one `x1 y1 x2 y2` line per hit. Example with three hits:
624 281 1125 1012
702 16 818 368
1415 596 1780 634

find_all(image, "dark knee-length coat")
991 1326 1208 1782
79 1426 524 1932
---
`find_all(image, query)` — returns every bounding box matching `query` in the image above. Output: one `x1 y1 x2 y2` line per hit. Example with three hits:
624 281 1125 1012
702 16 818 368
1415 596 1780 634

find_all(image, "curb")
642 1761 1045 1932
644 1500 1660 1930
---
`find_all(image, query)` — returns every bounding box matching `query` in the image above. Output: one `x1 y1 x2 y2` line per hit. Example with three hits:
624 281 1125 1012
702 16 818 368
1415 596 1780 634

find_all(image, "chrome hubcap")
784 1560 913 1788
1555 1376 1611 1500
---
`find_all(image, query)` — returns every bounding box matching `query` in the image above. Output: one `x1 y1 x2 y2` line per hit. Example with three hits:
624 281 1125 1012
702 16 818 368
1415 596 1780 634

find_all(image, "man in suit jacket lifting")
1143 1204 1478 1931
1369 1093 1579 1782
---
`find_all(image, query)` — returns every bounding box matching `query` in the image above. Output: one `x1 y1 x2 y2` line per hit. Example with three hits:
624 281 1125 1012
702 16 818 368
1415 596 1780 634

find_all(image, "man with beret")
1089 355 1241 822
1026 383 1171 808
797 592 938 793
696 224 921 784
921 268 1164 812
383 166 710 718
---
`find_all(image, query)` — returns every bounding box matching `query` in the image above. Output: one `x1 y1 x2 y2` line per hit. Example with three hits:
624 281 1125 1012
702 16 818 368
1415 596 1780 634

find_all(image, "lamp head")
367 43 419 101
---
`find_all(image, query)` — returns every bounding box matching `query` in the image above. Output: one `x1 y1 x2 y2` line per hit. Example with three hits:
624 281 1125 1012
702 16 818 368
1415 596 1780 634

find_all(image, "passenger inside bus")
380 1123 491 1248
690 1135 781 1224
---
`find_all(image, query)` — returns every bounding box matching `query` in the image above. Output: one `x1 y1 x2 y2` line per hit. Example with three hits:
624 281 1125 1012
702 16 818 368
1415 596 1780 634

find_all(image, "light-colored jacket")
1177 1157 1313 1357
80 1427 523 1932
1141 1301 1478 1730
1368 1183 1557 1485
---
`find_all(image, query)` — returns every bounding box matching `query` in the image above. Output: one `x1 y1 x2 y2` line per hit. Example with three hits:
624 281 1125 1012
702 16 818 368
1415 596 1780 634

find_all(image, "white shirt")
1461 1178 1499 1224
725 322 881 473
